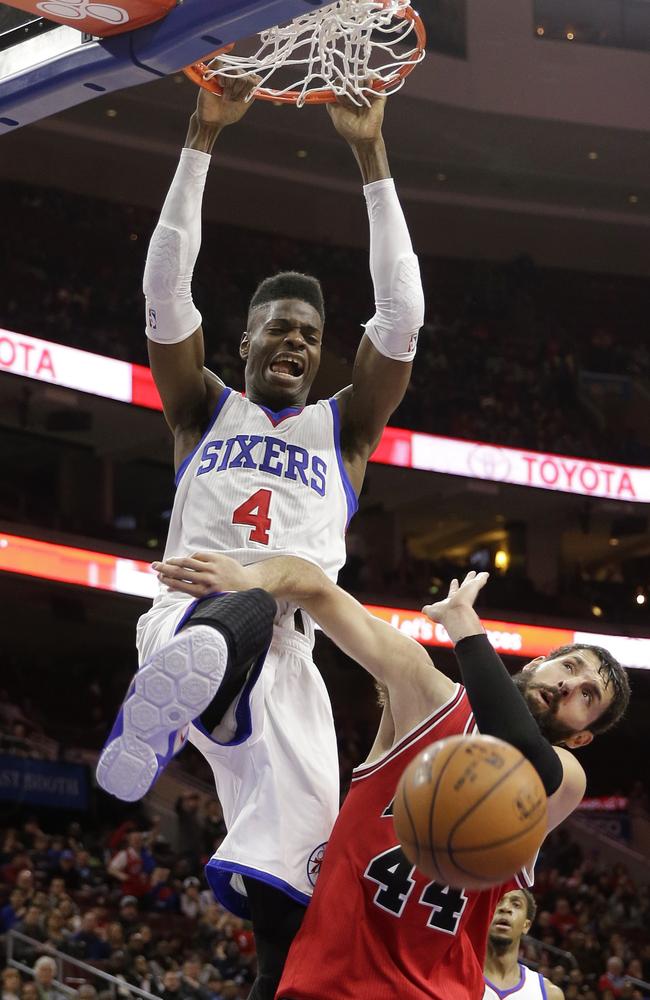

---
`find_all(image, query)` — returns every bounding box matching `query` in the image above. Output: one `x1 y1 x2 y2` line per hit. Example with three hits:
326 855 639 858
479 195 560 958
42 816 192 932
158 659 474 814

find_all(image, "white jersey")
484 964 549 1000
151 388 357 620
135 386 353 912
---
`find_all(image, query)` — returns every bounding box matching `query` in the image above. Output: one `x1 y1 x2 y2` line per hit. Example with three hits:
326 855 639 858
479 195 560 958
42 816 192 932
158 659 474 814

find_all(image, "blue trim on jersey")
328 398 359 527
538 971 548 1000
205 858 310 919
174 387 232 487
173 593 268 747
255 402 304 426
484 966 526 998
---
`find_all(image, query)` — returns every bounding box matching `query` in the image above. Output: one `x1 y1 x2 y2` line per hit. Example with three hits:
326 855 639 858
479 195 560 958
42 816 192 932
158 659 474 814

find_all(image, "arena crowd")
1 815 648 1000
3 183 649 466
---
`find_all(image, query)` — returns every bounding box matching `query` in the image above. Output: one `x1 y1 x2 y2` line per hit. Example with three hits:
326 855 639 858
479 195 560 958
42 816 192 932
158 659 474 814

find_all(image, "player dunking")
484 888 564 1000
152 553 630 999
96 74 425 998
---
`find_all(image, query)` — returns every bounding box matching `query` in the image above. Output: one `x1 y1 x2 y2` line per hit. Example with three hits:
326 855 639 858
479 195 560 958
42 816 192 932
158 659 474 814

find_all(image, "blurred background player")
151 553 629 999
96 73 424 999
484 888 564 1000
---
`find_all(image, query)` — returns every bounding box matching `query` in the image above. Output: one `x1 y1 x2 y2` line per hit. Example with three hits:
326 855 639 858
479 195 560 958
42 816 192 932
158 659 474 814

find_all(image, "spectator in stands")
105 923 125 952
203 975 225 1000
174 795 203 864
71 911 110 962
549 898 578 937
213 943 241 984
117 897 140 934
108 832 152 899
1 889 26 931
1 968 22 1000
54 852 80 892
33 958 66 1000
148 868 179 913
180 878 202 920
180 957 212 1000
73 852 103 892
159 970 192 1000
43 910 70 952
201 803 225 857
21 984 38 1000
131 955 156 994
14 906 47 964
599 957 627 997
15 871 35 903
47 880 66 910
56 898 80 934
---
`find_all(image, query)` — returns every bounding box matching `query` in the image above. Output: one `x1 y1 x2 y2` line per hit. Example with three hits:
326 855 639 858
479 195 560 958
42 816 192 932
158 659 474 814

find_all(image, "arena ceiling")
1 69 650 274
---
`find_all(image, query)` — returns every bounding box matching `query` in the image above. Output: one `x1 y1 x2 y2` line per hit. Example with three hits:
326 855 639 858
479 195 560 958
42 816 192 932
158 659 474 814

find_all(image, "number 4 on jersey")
232 488 272 544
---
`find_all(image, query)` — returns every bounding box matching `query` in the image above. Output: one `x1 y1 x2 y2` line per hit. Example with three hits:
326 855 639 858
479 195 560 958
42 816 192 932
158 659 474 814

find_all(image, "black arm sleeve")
454 633 564 796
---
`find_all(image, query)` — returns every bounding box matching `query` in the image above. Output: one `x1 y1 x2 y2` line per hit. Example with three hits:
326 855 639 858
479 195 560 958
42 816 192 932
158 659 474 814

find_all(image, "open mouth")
493 921 511 931
537 688 555 708
268 354 305 379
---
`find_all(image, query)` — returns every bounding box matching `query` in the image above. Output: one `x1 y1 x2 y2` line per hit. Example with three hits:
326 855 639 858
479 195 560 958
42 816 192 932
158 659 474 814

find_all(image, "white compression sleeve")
362 178 425 362
143 147 210 344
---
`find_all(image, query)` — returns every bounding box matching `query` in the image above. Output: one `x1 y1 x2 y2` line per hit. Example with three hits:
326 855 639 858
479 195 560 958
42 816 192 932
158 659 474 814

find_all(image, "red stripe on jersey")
351 684 467 783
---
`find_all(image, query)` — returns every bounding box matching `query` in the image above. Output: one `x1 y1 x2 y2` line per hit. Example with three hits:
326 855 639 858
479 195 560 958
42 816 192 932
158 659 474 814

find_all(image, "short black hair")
519 887 537 924
542 643 630 735
248 271 325 324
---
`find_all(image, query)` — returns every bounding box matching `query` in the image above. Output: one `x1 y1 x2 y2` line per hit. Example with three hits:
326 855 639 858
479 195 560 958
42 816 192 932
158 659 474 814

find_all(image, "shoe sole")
96 625 227 802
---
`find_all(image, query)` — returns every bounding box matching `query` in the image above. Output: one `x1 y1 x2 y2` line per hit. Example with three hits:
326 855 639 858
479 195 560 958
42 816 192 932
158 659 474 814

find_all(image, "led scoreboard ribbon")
0 533 647 668
2 327 649 503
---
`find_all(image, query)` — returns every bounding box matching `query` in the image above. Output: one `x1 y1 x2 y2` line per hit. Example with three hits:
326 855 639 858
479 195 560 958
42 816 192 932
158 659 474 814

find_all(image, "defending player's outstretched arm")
327 96 425 494
152 551 456 738
143 79 259 468
422 576 587 835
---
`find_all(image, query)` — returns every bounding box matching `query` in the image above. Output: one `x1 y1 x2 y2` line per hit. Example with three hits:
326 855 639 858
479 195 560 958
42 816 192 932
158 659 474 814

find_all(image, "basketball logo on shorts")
36 0 129 23
307 842 327 887
148 308 157 330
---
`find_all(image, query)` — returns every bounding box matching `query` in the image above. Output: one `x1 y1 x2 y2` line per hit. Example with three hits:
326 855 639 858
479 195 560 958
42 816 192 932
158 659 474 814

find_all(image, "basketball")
393 734 547 890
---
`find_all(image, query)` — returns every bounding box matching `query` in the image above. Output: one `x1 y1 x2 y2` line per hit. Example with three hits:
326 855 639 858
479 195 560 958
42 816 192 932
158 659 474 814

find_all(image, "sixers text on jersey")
195 433 327 497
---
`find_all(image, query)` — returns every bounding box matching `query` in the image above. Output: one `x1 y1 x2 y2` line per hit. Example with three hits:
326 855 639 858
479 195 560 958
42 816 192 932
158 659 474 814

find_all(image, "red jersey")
278 685 533 1000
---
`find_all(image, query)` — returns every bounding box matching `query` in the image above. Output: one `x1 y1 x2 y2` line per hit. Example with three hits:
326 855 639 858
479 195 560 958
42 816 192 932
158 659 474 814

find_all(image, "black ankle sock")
181 589 276 731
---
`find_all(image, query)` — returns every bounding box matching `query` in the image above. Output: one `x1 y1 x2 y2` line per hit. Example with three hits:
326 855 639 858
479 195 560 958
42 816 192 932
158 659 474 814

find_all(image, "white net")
201 0 425 106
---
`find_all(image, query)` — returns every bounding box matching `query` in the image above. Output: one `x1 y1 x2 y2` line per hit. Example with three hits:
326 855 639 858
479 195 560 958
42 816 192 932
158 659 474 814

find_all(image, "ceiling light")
587 151 599 160
566 31 575 40
129 233 138 241
436 172 447 182
536 26 545 36
636 593 646 606
609 537 619 546
591 605 603 617
106 108 118 118
173 75 184 84
296 149 308 158
629 194 639 205
494 549 509 571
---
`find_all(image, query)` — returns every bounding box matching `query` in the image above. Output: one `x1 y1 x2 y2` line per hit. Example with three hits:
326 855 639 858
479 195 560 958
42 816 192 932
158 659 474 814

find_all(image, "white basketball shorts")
136 596 339 917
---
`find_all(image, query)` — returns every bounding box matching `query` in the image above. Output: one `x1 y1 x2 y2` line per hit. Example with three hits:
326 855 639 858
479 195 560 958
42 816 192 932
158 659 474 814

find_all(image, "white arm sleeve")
143 147 210 344
362 178 425 362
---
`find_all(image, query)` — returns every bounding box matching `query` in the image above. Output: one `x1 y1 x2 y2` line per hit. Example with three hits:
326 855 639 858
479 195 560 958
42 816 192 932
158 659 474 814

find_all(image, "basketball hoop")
183 0 426 107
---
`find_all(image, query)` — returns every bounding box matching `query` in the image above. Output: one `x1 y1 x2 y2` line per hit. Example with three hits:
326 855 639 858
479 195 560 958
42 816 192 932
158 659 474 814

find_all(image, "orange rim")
182 3 426 105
